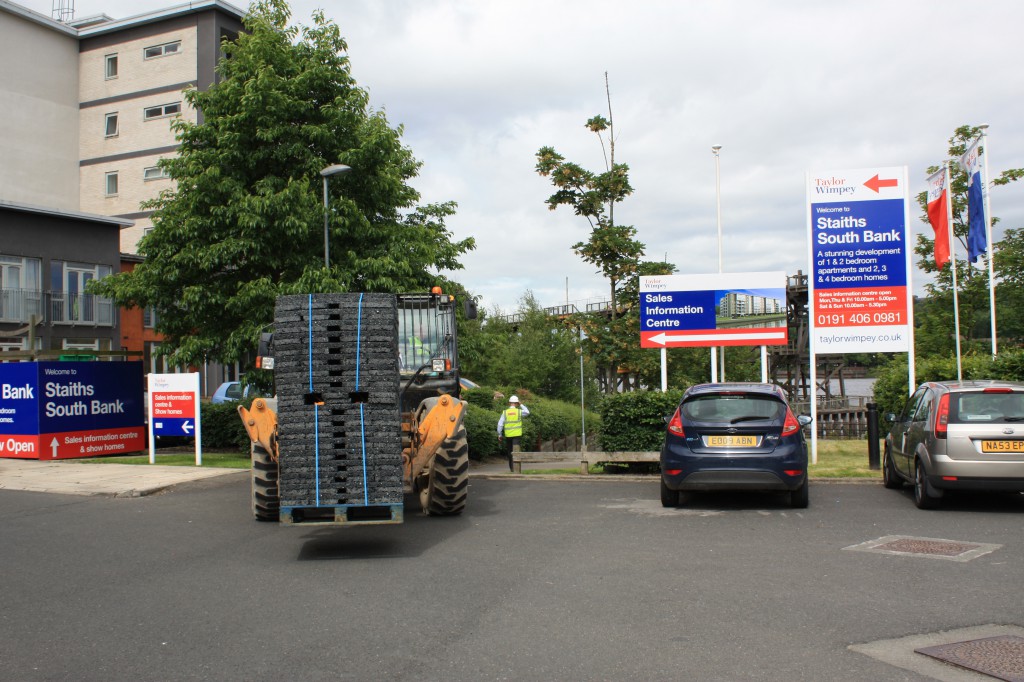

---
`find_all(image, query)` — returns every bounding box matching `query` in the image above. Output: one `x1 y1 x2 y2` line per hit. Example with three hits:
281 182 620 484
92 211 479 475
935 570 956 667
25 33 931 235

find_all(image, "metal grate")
916 635 1024 682
875 538 979 556
843 535 1002 562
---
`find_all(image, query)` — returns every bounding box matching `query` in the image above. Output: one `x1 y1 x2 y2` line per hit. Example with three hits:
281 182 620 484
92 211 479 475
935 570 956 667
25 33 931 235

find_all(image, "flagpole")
945 162 963 382
979 124 997 358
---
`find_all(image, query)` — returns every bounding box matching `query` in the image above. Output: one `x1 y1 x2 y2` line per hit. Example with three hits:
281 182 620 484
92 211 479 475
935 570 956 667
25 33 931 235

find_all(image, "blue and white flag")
959 137 987 262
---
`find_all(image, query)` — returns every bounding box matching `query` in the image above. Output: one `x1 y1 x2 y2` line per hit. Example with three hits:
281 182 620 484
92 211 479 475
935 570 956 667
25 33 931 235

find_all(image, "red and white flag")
926 168 951 268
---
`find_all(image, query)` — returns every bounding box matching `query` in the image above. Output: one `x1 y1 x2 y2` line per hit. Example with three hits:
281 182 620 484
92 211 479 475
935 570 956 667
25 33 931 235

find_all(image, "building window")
0 254 42 323
144 41 181 60
49 261 114 326
144 102 181 121
105 172 119 196
105 54 118 79
143 306 158 328
143 166 170 181
104 113 118 137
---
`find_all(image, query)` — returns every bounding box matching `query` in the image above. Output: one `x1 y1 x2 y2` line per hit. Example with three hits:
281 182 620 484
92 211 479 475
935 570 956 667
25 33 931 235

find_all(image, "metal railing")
0 288 115 327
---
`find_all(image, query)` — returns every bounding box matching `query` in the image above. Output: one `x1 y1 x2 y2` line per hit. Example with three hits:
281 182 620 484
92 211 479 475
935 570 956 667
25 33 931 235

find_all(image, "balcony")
0 289 115 327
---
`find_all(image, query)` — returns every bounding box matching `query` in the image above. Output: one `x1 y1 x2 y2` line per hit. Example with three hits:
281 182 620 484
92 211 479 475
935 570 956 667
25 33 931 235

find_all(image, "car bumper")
661 445 807 492
927 455 1024 492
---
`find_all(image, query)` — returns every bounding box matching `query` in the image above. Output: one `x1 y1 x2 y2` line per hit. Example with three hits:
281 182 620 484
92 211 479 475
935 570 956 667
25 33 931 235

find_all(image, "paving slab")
0 458 243 497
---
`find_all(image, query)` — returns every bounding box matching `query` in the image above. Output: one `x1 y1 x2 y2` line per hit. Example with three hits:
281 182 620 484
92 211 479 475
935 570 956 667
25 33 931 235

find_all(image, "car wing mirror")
797 415 813 427
884 413 896 423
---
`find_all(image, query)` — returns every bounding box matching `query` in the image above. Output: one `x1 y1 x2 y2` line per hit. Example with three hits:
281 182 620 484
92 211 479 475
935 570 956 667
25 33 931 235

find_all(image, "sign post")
806 167 914 463
147 373 202 465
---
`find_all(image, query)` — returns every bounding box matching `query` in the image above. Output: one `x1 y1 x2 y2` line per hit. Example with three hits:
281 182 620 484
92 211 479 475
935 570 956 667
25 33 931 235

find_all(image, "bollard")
866 402 880 470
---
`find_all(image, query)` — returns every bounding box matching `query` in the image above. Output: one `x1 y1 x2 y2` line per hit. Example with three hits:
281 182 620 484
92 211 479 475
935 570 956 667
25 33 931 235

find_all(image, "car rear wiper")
1003 416 1024 422
730 415 770 424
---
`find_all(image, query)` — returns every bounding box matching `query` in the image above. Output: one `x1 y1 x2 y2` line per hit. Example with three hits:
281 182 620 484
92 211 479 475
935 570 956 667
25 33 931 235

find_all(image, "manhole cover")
917 635 1024 681
876 538 980 556
843 535 1002 562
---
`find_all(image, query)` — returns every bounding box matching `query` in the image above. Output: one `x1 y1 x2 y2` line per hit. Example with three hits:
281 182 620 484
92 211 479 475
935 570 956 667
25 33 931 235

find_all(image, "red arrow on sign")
863 174 899 193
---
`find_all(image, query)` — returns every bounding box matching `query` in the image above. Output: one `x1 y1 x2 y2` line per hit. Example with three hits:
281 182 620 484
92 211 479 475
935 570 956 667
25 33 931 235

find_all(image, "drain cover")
843 535 1002 562
876 538 979 556
916 635 1024 681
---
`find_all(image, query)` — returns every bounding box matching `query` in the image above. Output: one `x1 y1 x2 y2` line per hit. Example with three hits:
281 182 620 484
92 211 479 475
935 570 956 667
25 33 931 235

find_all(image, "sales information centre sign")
807 167 913 354
640 272 788 348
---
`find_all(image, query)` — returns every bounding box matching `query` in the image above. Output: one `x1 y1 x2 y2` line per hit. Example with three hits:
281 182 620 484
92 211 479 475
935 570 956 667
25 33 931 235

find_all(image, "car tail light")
664 469 683 476
934 393 950 439
781 409 801 437
784 469 804 477
667 407 685 437
983 387 1013 393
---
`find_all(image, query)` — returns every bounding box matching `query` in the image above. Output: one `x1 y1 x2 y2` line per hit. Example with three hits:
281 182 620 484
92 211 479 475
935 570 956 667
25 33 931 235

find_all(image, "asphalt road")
1 476 1022 681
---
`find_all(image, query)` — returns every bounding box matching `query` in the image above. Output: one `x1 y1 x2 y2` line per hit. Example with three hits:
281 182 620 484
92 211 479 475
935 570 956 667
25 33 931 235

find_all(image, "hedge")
462 389 601 461
597 389 684 452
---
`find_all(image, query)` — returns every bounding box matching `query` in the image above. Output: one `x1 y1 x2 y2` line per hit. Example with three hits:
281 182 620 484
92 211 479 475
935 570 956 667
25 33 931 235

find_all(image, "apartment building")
0 0 244 387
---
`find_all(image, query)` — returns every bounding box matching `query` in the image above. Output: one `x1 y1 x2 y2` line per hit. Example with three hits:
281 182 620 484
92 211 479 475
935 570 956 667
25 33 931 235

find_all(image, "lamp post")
320 164 352 268
712 144 723 382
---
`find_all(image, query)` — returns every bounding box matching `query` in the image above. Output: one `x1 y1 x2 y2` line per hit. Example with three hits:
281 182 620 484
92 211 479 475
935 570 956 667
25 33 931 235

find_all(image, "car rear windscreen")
953 391 1024 424
682 394 785 423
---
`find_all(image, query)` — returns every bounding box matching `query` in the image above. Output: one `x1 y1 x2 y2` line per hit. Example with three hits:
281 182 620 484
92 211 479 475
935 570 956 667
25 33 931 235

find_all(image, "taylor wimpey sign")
807 167 912 354
0 361 145 459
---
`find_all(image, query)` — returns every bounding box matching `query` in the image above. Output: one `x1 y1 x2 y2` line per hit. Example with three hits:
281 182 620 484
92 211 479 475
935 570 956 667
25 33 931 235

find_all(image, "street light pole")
712 144 724 382
320 164 352 268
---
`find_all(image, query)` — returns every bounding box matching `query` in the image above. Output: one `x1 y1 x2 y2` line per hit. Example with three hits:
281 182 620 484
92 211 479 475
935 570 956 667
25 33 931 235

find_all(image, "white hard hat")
509 395 520 403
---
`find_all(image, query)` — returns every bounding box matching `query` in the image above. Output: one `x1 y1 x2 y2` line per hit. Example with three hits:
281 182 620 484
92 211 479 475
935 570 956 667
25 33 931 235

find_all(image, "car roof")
683 382 787 400
923 379 1024 392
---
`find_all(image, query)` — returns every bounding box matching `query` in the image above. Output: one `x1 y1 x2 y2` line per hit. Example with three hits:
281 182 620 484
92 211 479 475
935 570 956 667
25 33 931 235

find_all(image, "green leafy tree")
92 0 473 367
464 292 594 403
535 73 648 391
914 124 1023 356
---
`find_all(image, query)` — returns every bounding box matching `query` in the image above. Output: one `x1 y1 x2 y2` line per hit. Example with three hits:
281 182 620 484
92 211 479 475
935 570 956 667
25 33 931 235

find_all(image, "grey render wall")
0 7 80 211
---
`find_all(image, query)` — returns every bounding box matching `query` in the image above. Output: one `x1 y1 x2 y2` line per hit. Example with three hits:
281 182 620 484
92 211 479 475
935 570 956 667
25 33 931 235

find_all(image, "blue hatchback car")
660 383 812 508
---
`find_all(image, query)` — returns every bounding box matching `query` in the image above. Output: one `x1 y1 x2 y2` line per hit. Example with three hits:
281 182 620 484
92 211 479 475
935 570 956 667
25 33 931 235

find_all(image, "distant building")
0 0 244 391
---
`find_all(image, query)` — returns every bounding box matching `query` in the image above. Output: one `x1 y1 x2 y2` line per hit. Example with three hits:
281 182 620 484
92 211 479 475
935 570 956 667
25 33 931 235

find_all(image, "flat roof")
0 0 246 37
0 199 134 228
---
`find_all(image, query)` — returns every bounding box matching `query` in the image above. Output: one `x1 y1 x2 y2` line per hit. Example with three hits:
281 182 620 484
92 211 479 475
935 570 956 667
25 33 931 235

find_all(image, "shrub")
598 389 684 452
462 392 600 460
200 399 253 453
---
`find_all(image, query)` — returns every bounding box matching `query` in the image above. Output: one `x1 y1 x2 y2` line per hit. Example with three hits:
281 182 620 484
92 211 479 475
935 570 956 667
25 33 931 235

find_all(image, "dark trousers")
504 436 521 471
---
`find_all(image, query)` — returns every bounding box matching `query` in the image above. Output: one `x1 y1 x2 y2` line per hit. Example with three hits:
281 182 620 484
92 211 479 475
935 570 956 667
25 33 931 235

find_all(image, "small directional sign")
147 373 202 464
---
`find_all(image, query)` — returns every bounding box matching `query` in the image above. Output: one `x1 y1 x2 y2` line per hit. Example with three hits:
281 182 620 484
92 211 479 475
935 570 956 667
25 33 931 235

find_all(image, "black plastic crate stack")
273 293 403 510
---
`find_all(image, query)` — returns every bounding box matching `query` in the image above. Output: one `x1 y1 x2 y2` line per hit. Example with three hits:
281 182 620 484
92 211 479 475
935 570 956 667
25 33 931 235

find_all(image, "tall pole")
713 144 724 382
322 176 330 268
979 124 997 358
945 162 964 382
320 164 352 269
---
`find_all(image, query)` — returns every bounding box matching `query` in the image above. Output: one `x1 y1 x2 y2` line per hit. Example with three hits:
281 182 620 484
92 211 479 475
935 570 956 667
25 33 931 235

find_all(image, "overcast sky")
19 0 1024 314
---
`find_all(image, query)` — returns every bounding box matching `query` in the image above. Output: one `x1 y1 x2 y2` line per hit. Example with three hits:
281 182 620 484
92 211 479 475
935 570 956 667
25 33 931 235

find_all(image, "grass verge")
78 450 249 469
522 439 884 479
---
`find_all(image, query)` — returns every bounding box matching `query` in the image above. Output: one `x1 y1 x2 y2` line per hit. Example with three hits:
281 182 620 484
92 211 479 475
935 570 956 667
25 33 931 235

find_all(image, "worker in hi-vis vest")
497 395 530 472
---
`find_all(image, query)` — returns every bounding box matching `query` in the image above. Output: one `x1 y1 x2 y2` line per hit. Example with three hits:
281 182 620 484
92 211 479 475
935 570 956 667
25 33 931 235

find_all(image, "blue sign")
0 361 146 459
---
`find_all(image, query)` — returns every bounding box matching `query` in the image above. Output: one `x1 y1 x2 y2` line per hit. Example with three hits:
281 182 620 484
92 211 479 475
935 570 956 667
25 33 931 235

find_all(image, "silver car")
883 380 1024 509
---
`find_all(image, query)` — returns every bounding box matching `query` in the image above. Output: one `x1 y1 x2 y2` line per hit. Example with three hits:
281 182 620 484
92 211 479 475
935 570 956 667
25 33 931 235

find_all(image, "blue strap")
308 294 320 506
356 293 369 505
